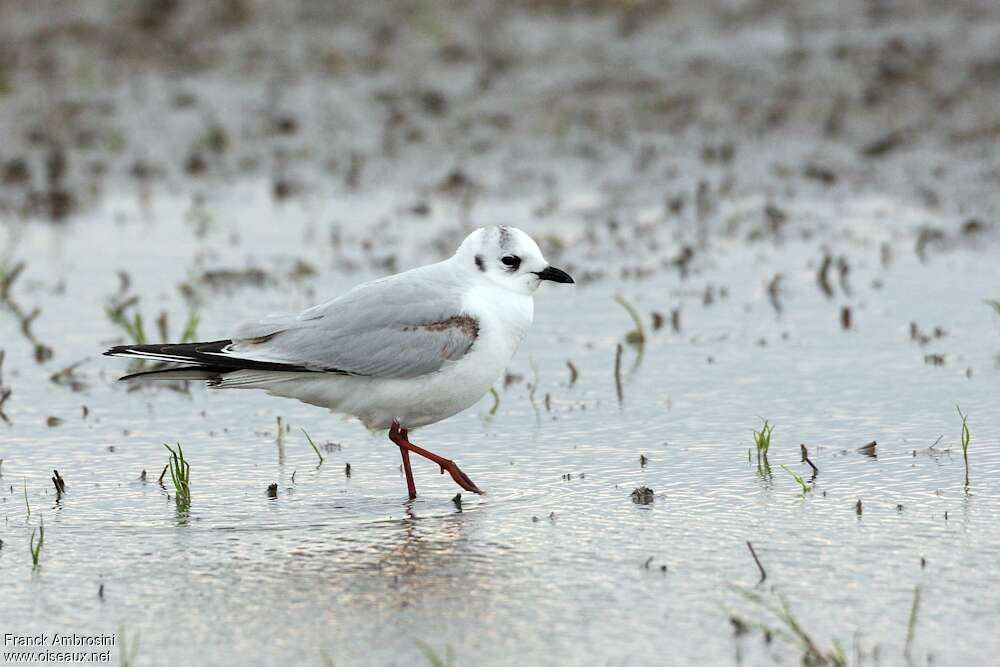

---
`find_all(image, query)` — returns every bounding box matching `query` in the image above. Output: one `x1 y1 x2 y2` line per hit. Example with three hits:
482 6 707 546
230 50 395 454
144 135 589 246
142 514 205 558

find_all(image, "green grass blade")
614 294 646 346
780 465 811 493
415 640 454 667
301 428 324 465
180 311 200 343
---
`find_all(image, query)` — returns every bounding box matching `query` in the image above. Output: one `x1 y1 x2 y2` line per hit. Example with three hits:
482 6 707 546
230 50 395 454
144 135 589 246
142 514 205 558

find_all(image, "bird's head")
455 226 574 295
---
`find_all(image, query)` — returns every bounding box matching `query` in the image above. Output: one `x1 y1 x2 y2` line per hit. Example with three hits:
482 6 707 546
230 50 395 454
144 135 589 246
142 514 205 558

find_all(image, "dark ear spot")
475 254 485 272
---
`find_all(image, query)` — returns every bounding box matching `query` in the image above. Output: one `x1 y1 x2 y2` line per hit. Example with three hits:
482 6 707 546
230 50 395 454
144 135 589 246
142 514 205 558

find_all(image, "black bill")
535 265 575 284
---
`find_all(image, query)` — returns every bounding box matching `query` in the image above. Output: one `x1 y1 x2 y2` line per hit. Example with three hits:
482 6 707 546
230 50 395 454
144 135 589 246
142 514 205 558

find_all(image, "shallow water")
2 184 999 666
3 2 1000 666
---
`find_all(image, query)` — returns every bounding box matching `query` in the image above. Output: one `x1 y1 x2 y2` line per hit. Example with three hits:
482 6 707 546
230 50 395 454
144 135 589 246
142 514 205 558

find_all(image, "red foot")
438 459 483 495
388 420 483 497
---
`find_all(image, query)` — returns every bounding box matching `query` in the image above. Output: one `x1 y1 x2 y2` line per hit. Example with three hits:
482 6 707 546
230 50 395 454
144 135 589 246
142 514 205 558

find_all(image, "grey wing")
227 269 479 378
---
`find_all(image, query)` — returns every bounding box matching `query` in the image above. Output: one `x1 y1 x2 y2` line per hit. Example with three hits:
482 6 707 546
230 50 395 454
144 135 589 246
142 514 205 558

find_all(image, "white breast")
372 283 533 428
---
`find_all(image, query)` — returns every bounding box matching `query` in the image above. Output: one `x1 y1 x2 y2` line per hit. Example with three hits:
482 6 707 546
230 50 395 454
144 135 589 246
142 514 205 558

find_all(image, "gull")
105 226 574 498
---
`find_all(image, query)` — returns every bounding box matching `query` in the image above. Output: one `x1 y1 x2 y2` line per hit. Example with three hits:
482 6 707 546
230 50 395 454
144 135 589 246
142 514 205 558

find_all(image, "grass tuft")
106 307 147 345
30 519 44 569
753 420 774 474
957 405 970 487
731 587 846 666
164 443 191 509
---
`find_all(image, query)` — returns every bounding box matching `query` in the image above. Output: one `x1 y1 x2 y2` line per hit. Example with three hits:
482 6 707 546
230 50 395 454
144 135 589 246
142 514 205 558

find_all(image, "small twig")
747 541 767 584
157 464 169 487
800 444 819 478
766 274 783 314
0 350 11 425
904 585 921 664
614 343 623 404
0 261 25 301
0 266 53 362
0 384 10 424
816 252 833 298
527 357 539 413
51 469 66 495
276 416 286 464
565 360 578 387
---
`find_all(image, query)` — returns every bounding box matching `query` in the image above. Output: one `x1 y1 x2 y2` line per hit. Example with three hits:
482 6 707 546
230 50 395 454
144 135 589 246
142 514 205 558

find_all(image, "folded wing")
107 266 479 380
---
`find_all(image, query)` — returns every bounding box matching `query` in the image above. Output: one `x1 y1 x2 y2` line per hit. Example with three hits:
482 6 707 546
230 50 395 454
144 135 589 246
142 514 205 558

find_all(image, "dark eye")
501 255 521 270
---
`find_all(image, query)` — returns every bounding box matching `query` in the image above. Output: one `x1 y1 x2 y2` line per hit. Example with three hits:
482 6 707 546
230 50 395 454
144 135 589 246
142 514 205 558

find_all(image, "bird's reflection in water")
276 502 508 611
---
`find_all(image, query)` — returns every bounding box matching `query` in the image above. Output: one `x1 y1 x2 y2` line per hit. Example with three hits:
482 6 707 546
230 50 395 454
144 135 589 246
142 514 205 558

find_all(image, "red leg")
389 422 418 498
388 421 482 495
398 442 417 499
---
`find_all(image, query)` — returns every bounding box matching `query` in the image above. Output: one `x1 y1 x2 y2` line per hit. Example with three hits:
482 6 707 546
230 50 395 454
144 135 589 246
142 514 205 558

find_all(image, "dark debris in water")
51 470 66 495
857 441 877 458
631 486 655 504
924 353 945 366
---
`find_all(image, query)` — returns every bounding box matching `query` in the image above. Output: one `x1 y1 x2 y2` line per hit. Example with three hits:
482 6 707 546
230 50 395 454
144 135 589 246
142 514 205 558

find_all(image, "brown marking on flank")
402 316 480 360
406 315 480 338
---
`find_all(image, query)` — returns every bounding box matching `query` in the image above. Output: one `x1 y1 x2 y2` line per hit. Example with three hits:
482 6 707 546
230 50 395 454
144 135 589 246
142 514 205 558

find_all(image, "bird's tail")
104 339 234 365
104 339 312 383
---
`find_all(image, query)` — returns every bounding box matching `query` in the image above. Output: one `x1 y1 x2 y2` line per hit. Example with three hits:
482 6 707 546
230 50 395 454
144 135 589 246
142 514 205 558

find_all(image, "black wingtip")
102 339 318 374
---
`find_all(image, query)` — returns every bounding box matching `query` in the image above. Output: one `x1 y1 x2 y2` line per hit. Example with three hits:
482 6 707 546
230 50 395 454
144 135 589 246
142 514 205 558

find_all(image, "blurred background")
1 0 998 243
